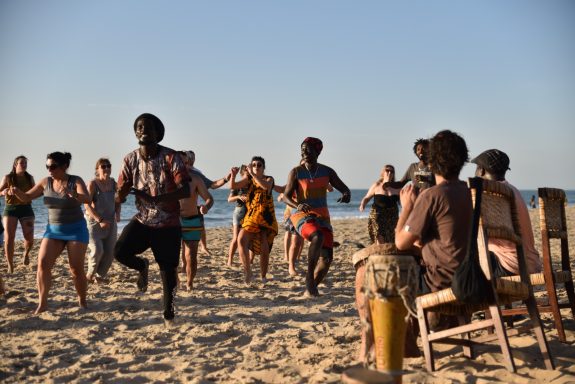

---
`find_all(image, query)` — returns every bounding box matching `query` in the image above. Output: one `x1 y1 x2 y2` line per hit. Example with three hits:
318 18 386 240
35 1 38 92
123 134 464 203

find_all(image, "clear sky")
1 0 574 189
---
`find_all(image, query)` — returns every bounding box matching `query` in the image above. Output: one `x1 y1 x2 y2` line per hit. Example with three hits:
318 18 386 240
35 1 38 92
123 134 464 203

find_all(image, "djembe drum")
346 244 418 384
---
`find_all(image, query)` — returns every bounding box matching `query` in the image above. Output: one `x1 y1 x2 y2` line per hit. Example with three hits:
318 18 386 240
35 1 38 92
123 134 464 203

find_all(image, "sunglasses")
100 164 112 169
252 162 263 168
384 169 394 173
46 164 60 171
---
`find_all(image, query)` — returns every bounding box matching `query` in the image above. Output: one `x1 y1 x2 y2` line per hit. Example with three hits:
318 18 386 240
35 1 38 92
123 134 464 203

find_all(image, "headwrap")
302 137 323 155
133 113 165 143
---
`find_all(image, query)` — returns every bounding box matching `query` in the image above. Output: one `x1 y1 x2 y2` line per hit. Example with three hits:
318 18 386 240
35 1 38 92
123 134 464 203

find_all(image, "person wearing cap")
471 149 542 276
114 113 190 324
282 137 351 297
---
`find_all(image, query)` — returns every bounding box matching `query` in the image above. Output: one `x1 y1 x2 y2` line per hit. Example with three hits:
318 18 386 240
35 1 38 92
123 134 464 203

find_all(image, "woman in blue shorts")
7 151 91 314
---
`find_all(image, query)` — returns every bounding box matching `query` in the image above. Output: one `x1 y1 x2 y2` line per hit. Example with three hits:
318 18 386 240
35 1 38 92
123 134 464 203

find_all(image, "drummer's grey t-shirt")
404 180 472 292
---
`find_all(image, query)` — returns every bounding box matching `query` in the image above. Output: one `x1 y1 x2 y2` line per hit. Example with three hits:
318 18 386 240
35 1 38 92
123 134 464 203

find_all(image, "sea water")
3 189 574 240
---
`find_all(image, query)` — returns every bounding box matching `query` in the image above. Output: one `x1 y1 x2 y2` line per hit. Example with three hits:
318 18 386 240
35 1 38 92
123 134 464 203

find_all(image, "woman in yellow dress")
230 156 278 284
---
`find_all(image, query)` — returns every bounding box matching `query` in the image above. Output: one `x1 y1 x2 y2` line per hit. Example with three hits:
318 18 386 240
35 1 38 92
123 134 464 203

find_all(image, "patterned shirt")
290 164 332 232
118 145 188 228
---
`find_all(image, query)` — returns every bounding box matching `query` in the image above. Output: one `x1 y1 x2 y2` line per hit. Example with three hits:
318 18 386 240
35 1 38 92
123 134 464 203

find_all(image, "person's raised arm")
210 171 232 189
196 178 214 215
359 182 377 212
0 175 9 196
230 167 249 190
282 168 301 210
246 165 273 193
327 167 351 203
66 177 91 204
6 178 46 202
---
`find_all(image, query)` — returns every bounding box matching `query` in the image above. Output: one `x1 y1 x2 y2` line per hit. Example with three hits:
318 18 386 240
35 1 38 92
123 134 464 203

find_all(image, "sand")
1 207 574 383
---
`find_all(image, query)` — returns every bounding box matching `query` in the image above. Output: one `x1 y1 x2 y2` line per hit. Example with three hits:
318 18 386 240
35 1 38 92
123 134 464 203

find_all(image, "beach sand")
1 207 574 383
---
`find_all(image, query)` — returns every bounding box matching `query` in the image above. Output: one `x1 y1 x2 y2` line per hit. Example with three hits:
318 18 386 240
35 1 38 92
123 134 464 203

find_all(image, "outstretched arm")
359 182 377 211
282 168 300 210
196 178 214 214
328 166 351 203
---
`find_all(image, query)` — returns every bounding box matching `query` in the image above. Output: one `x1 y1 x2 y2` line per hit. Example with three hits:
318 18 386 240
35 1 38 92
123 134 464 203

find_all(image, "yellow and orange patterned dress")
242 176 278 254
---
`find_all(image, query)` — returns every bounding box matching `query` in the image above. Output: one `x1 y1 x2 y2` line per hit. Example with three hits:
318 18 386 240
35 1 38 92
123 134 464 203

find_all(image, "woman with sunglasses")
359 165 401 244
230 156 278 284
7 151 90 314
0 155 36 273
84 158 120 284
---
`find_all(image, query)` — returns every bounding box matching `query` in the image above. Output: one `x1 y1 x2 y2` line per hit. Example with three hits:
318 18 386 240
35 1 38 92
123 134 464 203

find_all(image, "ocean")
3 189 574 241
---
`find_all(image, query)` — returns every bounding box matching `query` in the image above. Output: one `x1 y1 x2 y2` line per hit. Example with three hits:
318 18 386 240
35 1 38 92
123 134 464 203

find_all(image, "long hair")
9 155 34 186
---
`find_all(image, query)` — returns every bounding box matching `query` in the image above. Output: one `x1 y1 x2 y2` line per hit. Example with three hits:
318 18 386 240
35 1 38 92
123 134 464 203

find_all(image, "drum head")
341 367 395 384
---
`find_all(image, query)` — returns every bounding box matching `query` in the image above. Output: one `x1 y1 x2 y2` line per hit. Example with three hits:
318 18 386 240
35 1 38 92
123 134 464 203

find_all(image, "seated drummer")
395 130 472 295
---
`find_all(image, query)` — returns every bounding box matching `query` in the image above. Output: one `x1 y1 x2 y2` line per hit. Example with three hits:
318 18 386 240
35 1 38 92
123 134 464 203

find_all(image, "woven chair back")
479 180 522 245
538 188 567 239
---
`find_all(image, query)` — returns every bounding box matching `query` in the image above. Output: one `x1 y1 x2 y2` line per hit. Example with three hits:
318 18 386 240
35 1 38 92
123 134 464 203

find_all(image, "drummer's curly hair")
428 130 468 179
412 138 429 154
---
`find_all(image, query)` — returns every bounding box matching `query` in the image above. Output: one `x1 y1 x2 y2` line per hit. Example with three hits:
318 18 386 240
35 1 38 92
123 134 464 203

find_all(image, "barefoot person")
114 113 190 323
7 152 90 314
227 165 249 267
84 158 121 284
282 137 351 296
230 156 278 284
184 150 230 256
178 153 214 292
0 155 36 273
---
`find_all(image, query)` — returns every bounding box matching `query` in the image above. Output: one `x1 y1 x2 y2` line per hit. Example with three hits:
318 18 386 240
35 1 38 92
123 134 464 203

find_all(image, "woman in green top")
0 155 36 274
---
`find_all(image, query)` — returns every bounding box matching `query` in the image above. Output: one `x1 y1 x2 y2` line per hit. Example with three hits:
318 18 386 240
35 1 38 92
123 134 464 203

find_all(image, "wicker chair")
416 177 554 372
501 188 575 342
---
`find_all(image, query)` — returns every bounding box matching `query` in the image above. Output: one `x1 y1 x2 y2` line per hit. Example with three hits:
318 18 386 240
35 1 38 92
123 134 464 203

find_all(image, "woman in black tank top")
359 165 401 244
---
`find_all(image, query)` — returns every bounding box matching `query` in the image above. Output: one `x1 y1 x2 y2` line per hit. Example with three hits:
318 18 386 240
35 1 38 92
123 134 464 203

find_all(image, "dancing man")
282 137 351 296
114 113 190 324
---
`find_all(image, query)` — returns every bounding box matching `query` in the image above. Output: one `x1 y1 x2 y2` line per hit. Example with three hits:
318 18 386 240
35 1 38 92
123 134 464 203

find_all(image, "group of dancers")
0 113 352 323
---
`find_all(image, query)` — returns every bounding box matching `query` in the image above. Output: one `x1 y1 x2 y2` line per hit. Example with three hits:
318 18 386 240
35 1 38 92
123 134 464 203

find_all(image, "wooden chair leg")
417 303 435 372
546 278 566 343
524 296 555 370
504 304 514 328
458 315 473 359
488 305 516 373
564 279 575 320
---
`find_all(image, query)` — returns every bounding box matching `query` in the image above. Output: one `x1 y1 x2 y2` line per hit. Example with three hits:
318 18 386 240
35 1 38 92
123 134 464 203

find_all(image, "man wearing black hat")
471 149 542 276
114 113 190 324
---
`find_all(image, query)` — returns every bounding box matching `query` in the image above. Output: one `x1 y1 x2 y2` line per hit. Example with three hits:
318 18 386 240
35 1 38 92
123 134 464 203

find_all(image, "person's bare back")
180 175 212 217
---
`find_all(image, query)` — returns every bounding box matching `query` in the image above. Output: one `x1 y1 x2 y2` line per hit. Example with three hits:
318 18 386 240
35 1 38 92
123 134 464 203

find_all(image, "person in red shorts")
282 137 351 296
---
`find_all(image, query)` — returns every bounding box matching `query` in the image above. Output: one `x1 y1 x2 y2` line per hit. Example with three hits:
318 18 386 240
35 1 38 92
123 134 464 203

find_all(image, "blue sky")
1 0 574 189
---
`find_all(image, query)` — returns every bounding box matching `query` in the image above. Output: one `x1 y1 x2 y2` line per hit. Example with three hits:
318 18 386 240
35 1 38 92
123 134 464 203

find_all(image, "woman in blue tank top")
7 151 90 314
